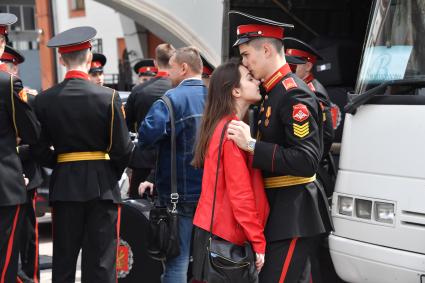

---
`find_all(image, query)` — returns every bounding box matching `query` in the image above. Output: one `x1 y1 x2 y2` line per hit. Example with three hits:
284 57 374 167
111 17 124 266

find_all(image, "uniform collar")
64 70 90 81
303 73 314 84
155 71 169 78
263 64 291 92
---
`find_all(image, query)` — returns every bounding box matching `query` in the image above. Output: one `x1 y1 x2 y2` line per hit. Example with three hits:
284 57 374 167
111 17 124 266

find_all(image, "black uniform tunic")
0 64 40 283
252 64 332 242
33 71 132 202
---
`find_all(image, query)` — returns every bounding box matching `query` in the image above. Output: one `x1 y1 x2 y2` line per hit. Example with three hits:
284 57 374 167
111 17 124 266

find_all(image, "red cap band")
90 61 102 69
286 49 317 64
138 66 157 74
237 24 284 40
58 41 92 54
0 26 7 36
1 52 17 64
202 66 212 76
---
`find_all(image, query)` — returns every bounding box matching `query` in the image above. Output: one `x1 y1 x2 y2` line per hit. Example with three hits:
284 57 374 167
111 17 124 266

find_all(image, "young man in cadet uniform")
227 11 333 283
133 58 158 85
2 45 43 283
283 37 335 196
125 44 175 199
0 13 40 283
88 52 107 86
32 26 132 283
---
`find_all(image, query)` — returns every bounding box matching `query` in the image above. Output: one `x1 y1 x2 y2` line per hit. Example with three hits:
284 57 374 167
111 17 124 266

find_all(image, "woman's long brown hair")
192 58 242 168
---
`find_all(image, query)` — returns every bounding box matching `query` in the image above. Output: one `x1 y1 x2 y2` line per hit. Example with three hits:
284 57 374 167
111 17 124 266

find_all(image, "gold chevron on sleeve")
293 122 309 138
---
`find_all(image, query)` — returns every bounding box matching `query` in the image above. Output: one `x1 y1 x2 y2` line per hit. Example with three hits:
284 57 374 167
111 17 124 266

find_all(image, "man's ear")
59 55 66 67
181 62 188 75
263 42 272 58
305 61 313 73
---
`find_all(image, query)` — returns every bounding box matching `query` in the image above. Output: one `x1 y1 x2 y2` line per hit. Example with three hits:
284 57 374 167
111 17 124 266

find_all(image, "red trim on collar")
263 64 292 92
58 41 92 54
304 74 314 84
64 70 90 80
286 49 317 64
202 67 213 76
0 63 9 72
155 71 169 78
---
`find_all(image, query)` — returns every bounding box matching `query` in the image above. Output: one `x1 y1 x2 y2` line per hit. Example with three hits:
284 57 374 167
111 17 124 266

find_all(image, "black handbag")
204 121 258 283
147 96 180 261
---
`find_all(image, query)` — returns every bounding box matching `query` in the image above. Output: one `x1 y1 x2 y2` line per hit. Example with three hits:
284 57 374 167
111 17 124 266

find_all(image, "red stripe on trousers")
32 192 39 283
115 205 121 283
278 237 298 283
1 205 21 283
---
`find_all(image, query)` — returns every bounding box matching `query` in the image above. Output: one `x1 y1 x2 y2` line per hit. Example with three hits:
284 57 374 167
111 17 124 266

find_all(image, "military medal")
265 106 271 127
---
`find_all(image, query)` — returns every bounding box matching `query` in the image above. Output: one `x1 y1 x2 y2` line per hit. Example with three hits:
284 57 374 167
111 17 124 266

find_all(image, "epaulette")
282 77 298 91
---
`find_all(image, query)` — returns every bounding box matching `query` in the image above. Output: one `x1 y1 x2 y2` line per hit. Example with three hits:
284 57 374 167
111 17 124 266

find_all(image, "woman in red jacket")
192 58 270 280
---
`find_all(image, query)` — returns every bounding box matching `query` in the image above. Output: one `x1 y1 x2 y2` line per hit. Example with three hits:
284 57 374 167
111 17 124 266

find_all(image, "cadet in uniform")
133 58 158 84
227 11 332 282
283 37 334 196
32 26 132 283
2 45 42 283
88 52 106 86
200 54 215 87
0 13 40 283
125 44 174 198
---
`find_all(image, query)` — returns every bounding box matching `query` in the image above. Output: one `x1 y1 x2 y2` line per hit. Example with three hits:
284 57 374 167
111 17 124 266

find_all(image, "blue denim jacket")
138 79 207 204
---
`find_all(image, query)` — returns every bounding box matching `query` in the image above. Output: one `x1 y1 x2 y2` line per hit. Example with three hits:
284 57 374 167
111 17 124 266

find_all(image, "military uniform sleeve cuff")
253 141 278 172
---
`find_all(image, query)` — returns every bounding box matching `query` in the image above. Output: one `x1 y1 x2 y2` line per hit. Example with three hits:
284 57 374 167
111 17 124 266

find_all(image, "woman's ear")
232 87 241 98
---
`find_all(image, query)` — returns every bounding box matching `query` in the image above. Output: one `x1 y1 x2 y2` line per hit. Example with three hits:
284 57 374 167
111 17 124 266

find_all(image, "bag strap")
209 120 231 237
160 96 178 212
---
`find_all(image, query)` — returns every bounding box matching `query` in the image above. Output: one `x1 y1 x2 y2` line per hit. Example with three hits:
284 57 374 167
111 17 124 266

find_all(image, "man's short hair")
155 43 175 69
61 49 90 66
173 46 202 74
248 37 283 54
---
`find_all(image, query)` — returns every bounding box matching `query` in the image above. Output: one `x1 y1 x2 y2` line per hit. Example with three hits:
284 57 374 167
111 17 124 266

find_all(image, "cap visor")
286 55 306 65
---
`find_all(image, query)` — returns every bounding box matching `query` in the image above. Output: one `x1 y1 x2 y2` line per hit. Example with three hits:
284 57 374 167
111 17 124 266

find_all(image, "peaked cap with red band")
2 45 25 65
201 54 215 78
283 37 323 65
133 59 157 77
0 13 18 43
89 53 106 74
229 11 294 47
47 26 97 54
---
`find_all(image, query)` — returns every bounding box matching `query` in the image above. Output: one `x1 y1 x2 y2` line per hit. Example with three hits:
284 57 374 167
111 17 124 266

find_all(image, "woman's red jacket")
193 117 269 254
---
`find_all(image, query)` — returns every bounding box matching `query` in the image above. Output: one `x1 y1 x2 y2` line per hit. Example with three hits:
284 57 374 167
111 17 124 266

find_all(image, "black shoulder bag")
147 96 180 261
204 121 258 283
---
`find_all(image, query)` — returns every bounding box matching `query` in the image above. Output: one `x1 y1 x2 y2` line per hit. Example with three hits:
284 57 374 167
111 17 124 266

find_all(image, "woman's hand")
138 181 154 196
255 253 265 272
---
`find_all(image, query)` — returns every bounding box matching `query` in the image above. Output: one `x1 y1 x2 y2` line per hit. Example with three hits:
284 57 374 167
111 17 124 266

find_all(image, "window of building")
92 38 103 54
68 0 86 18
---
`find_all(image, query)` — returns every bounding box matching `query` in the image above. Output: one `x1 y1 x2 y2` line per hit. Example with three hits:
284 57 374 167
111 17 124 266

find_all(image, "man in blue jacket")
138 46 207 283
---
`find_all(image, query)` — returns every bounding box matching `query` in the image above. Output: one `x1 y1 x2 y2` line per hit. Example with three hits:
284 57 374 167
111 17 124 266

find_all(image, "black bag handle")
209 120 231 237
160 96 178 213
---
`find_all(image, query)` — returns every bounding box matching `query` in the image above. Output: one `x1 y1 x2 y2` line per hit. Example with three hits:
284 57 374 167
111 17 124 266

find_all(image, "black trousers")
0 204 23 283
260 237 316 283
52 200 120 283
128 168 151 199
18 190 39 283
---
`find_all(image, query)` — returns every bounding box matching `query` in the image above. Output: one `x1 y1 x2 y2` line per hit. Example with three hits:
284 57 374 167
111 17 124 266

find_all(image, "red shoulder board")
282 77 297 91
292 103 310 122
307 82 316 92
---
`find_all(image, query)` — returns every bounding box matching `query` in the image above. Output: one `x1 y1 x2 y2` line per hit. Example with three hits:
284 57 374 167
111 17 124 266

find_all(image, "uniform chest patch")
292 103 310 122
282 77 297 90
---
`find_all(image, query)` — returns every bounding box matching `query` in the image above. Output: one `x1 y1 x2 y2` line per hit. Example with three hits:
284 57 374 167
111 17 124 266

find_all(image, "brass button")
264 95 269 100
258 120 262 125
260 107 265 112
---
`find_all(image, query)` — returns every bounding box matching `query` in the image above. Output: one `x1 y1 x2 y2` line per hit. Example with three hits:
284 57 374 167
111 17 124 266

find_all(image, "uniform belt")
57 151 110 163
264 174 316 188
